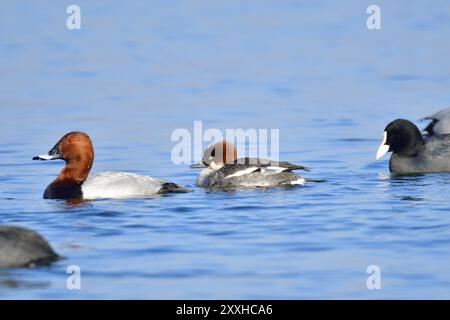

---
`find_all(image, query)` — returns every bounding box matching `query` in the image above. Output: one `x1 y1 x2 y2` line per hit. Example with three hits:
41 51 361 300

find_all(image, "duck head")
190 140 237 170
33 131 94 183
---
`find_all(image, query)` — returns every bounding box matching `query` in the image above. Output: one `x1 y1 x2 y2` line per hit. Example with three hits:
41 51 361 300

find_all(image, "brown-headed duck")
190 140 308 189
33 132 190 199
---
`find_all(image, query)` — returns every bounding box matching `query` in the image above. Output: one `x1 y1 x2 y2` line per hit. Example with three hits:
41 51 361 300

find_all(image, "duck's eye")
211 148 215 157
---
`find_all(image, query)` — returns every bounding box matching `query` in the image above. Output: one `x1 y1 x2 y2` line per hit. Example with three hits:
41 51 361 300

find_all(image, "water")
1 0 450 299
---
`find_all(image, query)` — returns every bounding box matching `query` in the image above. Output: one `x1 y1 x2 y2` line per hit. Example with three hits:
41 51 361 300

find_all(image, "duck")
422 107 450 135
33 131 191 200
376 119 450 173
0 226 59 268
190 140 308 188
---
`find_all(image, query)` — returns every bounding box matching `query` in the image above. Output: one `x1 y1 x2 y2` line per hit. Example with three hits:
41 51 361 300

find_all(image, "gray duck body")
197 158 306 188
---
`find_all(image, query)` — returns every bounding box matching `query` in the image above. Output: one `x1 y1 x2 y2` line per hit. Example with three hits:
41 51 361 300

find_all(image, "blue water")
1 0 450 299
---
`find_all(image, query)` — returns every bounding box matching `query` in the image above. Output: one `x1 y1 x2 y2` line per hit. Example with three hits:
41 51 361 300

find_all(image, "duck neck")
44 161 92 199
58 158 93 184
44 158 93 199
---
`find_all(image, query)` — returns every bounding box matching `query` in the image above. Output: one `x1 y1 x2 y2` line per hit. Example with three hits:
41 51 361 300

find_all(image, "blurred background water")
1 0 450 299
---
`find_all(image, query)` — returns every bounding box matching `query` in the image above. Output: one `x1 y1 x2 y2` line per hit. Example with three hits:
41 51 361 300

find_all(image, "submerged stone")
0 226 59 268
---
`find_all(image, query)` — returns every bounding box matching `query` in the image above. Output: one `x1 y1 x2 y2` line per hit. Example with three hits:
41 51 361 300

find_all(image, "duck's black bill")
33 154 61 161
190 162 207 169
33 142 63 161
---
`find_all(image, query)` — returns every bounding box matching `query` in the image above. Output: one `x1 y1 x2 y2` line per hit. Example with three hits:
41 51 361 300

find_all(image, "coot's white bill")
376 131 390 160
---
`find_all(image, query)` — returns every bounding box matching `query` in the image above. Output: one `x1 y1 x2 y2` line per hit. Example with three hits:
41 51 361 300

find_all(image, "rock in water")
0 226 59 268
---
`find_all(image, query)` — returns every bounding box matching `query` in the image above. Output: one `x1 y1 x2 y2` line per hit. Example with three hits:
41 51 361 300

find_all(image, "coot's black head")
376 119 425 159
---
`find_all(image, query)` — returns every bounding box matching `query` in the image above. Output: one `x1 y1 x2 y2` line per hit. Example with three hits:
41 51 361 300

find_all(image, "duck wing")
231 158 309 171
